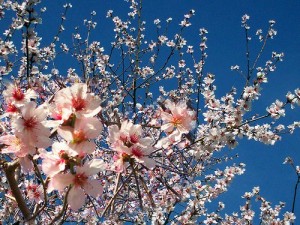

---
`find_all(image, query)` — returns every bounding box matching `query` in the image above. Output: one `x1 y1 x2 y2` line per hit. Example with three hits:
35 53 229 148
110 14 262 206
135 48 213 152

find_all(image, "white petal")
82 159 106 176
58 126 74 142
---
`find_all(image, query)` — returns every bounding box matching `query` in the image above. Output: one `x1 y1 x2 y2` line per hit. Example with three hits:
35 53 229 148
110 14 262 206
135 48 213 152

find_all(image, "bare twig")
50 186 71 224
130 161 143 210
139 175 156 208
110 172 121 213
101 167 137 217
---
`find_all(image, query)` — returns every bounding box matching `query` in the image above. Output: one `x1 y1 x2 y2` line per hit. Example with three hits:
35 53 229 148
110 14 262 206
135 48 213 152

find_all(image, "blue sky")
2 0 300 222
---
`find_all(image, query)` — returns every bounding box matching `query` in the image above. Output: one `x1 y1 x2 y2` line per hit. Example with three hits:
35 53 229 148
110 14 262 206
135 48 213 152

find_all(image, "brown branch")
110 172 121 213
27 157 49 221
156 177 181 199
130 161 143 211
50 186 71 224
139 174 155 208
3 159 32 221
101 167 137 217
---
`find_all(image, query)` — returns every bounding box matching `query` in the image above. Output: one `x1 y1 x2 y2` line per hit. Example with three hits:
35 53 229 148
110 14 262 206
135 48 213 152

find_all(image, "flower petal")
48 173 73 193
68 187 85 211
83 179 103 198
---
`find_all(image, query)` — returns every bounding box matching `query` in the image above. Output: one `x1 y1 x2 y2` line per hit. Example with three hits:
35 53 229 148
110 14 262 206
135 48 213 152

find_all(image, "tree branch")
3 160 32 222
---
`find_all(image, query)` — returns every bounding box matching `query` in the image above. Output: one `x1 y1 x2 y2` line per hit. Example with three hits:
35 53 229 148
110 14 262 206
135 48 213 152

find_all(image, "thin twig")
27 157 49 221
50 186 71 224
139 175 155 208
130 161 143 211
291 175 300 217
101 168 137 217
110 172 121 213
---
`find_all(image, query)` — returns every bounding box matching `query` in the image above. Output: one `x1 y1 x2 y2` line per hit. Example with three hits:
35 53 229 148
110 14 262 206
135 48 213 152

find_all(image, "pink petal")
48 173 73 193
68 187 85 211
83 179 103 198
80 159 106 176
57 126 74 142
71 141 96 154
19 156 34 173
161 123 174 132
76 117 102 139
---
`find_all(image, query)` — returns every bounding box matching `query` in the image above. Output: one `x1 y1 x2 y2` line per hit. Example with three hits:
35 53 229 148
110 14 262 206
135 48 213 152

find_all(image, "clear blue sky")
2 0 300 221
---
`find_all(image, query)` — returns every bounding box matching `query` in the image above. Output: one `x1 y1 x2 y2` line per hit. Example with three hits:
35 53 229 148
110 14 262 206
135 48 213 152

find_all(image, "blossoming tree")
0 0 299 224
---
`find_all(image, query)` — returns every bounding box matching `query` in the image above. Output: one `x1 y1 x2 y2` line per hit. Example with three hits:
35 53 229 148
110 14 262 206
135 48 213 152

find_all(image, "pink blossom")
54 83 101 118
266 100 285 119
111 144 156 172
3 83 37 107
45 102 73 128
40 141 78 177
11 101 51 148
130 145 156 168
26 182 44 204
108 120 155 171
0 134 35 172
242 86 260 100
160 99 196 136
58 117 102 154
108 120 152 148
4 101 19 115
0 134 35 157
112 150 131 172
48 159 105 211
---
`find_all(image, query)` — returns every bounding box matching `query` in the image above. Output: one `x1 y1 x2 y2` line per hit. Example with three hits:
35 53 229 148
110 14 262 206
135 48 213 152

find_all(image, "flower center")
171 115 182 126
12 137 21 147
72 97 86 111
72 130 86 143
33 191 41 199
58 150 69 160
74 173 88 187
121 152 131 162
130 133 139 144
12 88 25 101
120 134 135 148
6 102 18 113
131 146 143 159
52 111 63 120
119 134 128 143
28 184 38 192
23 117 37 129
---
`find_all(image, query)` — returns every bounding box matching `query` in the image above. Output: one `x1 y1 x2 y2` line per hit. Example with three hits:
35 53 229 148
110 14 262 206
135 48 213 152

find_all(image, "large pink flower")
48 159 105 211
108 120 155 171
11 101 51 148
3 83 37 107
0 134 35 157
112 145 156 172
0 134 35 172
160 99 196 136
108 120 153 148
40 141 78 177
58 117 102 154
54 83 101 118
45 102 73 128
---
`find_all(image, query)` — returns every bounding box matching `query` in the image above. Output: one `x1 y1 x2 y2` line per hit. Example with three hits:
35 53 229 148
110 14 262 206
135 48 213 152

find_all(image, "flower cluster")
108 120 155 172
0 1 299 224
